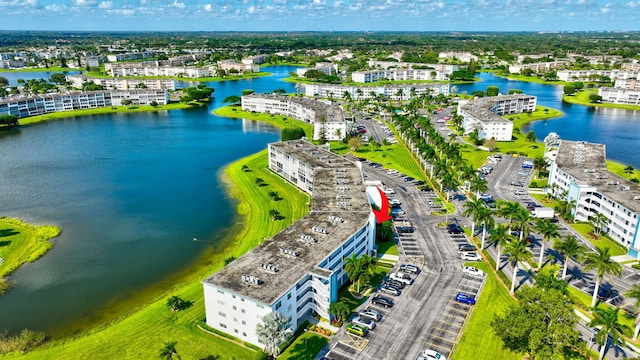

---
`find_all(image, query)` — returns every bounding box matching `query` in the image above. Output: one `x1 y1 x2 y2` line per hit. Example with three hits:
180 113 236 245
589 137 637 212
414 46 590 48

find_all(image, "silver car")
352 316 376 330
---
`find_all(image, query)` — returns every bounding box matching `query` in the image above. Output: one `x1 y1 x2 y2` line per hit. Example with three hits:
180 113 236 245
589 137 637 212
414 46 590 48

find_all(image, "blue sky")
1 0 639 31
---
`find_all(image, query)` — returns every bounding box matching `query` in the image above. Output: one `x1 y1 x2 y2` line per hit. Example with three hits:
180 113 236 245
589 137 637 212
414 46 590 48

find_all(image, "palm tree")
496 201 523 229
534 219 560 268
583 247 623 307
463 196 485 238
624 165 635 176
359 254 378 277
512 207 532 241
328 300 351 325
589 307 630 360
469 175 488 198
554 235 586 279
476 206 495 250
344 253 368 292
440 172 459 202
491 224 512 271
624 284 640 340
591 212 609 235
504 238 532 294
159 341 180 360
256 312 292 357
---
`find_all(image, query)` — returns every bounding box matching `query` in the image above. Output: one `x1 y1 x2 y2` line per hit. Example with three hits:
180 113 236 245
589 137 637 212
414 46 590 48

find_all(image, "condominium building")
241 94 351 141
622 62 640 72
304 83 449 100
104 62 211 78
202 139 376 347
556 70 640 82
217 59 260 73
296 62 338 77
66 75 176 91
613 79 640 90
457 94 537 141
508 61 568 74
438 52 478 63
0 90 168 118
106 52 155 62
352 64 457 83
241 54 270 65
547 140 640 258
598 87 640 105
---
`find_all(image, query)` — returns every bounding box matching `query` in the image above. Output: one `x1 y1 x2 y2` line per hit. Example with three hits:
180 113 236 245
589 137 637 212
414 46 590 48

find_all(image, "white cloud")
73 0 97 6
172 0 185 8
203 3 213 11
247 5 255 13
98 1 112 9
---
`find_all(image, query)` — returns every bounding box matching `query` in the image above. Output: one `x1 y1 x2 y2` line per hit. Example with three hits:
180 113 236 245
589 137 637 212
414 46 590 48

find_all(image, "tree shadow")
199 355 220 360
0 229 18 238
177 300 194 311
544 247 563 267
0 240 12 247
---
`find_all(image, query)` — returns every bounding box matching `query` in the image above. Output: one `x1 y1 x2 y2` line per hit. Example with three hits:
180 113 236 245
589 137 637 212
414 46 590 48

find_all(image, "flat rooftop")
203 140 372 305
245 94 347 123
461 94 535 124
556 140 640 212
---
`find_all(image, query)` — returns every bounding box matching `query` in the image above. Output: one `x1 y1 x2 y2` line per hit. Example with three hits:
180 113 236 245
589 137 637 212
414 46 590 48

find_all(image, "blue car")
455 293 476 305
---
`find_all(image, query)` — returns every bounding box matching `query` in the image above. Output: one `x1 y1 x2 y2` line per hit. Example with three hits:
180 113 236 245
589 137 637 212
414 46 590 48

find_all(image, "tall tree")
589 307 630 360
624 284 640 340
344 253 367 292
256 312 292 357
469 175 488 198
583 247 623 307
491 224 512 271
504 238 532 294
492 286 579 359
463 196 485 238
328 300 351 325
476 206 495 250
158 341 180 360
534 219 560 268
554 235 586 279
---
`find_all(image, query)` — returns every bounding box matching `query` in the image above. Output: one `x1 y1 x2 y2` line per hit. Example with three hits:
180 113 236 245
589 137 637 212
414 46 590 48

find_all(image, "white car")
386 169 399 175
418 349 447 360
462 266 484 277
352 316 376 330
389 199 401 206
390 272 413 285
461 252 482 261
383 188 395 194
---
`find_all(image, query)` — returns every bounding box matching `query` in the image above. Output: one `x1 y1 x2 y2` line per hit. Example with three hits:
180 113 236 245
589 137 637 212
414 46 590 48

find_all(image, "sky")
1 0 639 32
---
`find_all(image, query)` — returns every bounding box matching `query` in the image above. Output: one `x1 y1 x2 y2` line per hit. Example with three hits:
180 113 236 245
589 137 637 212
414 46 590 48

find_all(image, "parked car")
462 266 483 277
461 252 482 261
514 189 528 196
447 225 463 234
346 323 368 337
390 272 413 285
380 285 402 296
391 208 406 216
359 308 382 322
415 180 425 186
418 186 434 192
418 349 448 360
525 234 535 243
382 278 405 289
455 293 476 305
371 296 394 308
386 169 399 175
403 176 415 182
458 244 476 252
399 263 421 274
383 188 395 194
511 180 525 187
397 226 414 233
389 199 401 206
352 316 376 330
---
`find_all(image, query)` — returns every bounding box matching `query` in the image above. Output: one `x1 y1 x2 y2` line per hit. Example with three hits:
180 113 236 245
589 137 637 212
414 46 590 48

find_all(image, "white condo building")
105 62 211 78
508 61 568 74
457 94 537 141
598 87 640 106
547 140 640 258
0 90 168 118
556 70 640 82
304 83 449 100
66 75 176 91
202 139 376 347
241 94 351 141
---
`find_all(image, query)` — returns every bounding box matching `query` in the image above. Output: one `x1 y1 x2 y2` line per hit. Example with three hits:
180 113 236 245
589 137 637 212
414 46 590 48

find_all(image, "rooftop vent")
335 168 346 173
335 174 347 179
617 186 630 192
607 181 620 186
312 226 328 234
584 169 596 173
260 263 278 273
337 201 351 209
595 175 608 180
300 234 317 243
336 194 351 200
280 247 299 257
634 196 640 201
328 215 344 224
241 274 262 285
336 186 350 191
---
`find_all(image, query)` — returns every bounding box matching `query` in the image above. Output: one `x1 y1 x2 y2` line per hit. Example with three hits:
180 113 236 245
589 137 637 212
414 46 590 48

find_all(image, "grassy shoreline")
83 71 271 83
3 113 312 359
0 67 74 73
563 88 640 111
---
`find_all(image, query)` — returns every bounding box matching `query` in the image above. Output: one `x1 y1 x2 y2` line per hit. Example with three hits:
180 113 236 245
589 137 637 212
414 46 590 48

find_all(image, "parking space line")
435 318 463 327
433 326 461 337
425 336 456 348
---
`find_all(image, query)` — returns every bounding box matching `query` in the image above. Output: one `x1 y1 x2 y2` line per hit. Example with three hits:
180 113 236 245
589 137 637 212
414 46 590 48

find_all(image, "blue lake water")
0 66 638 336
0 70 81 86
0 66 297 336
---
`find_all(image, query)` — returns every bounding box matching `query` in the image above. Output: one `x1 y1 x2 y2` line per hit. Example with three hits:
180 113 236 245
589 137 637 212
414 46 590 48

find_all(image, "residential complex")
217 59 260 73
241 94 351 141
202 139 376 347
597 87 640 106
457 94 537 141
438 52 478 62
304 83 449 100
556 69 640 82
508 61 568 74
106 52 155 62
0 90 168 118
104 62 211 78
547 140 640 258
66 75 176 91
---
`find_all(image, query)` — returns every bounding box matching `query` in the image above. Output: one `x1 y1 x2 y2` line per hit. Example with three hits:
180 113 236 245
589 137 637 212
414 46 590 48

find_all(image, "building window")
242 320 246 325
217 289 225 294
233 306 237 310
287 293 292 300
219 323 227 329
218 311 226 317
243 332 247 337
275 301 282 310
241 309 246 314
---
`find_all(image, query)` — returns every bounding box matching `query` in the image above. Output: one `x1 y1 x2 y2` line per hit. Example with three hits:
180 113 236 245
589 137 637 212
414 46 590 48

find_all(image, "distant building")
457 94 537 141
296 62 338 77
217 59 260 73
303 83 449 100
438 52 478 63
556 70 640 82
508 61 568 74
597 87 640 106
104 62 211 78
547 140 640 258
202 139 376 347
352 63 457 83
241 94 351 141
242 54 269 65
66 75 175 91
106 52 155 62
0 90 168 118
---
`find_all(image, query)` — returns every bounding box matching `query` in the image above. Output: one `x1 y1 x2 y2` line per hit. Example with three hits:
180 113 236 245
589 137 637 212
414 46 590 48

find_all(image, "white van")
390 272 413 285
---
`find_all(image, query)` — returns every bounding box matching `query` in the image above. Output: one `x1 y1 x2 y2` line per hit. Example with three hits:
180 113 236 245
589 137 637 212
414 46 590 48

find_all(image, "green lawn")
6 150 309 359
352 143 426 181
376 240 399 256
215 106 314 138
459 144 489 169
453 263 519 360
569 223 627 256
279 332 328 360
564 89 640 112
606 160 640 182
